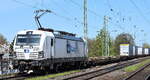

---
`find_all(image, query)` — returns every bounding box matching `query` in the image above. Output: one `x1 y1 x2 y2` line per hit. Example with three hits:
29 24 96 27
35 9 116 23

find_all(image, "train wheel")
52 64 59 73
18 65 26 73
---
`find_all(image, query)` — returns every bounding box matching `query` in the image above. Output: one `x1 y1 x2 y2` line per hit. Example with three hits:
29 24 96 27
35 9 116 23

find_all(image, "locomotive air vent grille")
29 53 38 59
17 53 25 59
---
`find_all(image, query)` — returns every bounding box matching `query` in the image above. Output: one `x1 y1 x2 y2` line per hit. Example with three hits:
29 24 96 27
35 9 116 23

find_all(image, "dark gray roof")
54 34 84 42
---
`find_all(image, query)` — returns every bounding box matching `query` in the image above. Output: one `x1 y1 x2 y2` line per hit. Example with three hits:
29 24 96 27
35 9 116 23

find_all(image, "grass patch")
124 59 150 72
0 73 17 77
26 70 80 80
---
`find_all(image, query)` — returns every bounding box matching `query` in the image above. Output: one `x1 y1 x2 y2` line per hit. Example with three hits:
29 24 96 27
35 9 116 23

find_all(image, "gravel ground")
91 69 126 80
123 65 150 80
47 63 118 80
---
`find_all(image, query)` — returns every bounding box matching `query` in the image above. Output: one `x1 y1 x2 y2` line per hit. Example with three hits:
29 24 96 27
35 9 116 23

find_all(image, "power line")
41 0 44 8
11 0 102 29
68 0 103 18
50 0 84 25
129 0 150 25
37 0 86 26
11 0 39 9
66 0 110 29
11 0 82 25
106 0 114 12
50 0 71 15
66 0 123 30
141 0 150 14
106 0 134 33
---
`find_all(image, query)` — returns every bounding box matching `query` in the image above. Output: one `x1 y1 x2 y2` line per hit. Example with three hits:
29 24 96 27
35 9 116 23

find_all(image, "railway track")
2 57 150 80
62 58 149 80
0 73 33 80
123 62 150 80
145 74 150 80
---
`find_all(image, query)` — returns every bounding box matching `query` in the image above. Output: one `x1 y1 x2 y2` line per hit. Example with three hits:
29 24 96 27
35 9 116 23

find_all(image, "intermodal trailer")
120 44 135 56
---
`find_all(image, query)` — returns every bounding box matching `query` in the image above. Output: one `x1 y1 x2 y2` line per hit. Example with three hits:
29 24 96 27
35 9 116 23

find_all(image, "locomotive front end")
12 30 47 72
13 31 43 60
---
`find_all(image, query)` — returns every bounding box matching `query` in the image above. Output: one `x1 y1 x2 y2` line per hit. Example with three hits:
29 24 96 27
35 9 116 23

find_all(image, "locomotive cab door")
50 38 54 58
45 37 54 59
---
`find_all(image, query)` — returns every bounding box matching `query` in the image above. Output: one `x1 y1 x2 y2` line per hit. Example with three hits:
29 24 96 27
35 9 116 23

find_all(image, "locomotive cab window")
51 39 53 46
16 34 41 45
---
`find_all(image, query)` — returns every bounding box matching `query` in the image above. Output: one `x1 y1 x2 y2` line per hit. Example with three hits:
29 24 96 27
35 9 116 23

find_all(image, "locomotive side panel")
78 42 85 57
54 38 86 62
54 38 67 58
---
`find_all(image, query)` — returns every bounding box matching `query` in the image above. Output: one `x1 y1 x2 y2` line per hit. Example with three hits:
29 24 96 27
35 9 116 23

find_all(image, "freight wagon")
120 44 135 56
120 44 150 56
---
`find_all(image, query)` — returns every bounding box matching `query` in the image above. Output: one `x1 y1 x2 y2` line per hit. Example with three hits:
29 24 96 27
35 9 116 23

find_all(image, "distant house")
0 44 9 54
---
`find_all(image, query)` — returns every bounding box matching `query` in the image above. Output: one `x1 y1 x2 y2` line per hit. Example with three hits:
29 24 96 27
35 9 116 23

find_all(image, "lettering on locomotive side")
67 41 77 53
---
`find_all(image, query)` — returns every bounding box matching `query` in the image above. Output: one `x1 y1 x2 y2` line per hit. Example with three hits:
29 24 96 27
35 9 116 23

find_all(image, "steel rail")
62 59 146 80
123 62 150 80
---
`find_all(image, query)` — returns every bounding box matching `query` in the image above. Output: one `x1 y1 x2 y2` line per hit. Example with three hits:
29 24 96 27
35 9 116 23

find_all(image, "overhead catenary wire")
142 0 150 14
67 0 120 30
129 0 149 44
12 0 103 32
48 0 100 28
106 0 148 39
50 0 71 15
105 0 126 31
49 0 85 26
69 0 126 31
106 0 114 12
40 0 44 8
11 0 122 31
11 0 39 9
11 0 110 30
129 0 150 25
68 0 103 18
11 0 82 25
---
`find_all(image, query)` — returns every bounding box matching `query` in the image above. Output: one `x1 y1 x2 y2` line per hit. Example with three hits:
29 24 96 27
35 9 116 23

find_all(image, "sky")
0 0 150 46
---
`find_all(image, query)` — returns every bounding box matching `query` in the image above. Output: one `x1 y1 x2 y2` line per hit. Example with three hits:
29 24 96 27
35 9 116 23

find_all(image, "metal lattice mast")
84 0 88 55
103 16 109 56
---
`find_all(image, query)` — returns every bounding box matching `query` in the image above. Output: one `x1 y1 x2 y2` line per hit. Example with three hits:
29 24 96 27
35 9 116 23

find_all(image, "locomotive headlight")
38 51 44 58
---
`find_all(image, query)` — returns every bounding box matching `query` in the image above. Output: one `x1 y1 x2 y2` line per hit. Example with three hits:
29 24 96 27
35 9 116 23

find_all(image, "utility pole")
102 16 110 56
84 0 88 55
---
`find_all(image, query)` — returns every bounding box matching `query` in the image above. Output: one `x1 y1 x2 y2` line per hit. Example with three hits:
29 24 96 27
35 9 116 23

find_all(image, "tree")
9 39 15 53
143 43 150 48
88 29 104 57
88 28 114 57
114 33 135 55
0 33 7 46
88 38 97 57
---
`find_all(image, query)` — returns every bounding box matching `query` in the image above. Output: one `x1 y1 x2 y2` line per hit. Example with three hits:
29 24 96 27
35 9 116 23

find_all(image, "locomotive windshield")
16 34 41 45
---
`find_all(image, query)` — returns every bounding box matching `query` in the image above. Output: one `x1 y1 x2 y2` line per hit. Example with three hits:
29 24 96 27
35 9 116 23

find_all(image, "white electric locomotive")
13 28 87 72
